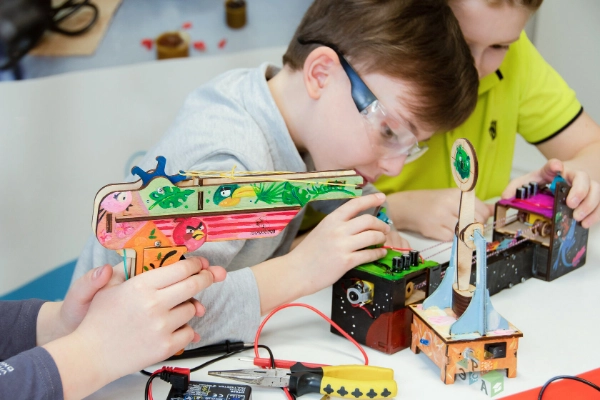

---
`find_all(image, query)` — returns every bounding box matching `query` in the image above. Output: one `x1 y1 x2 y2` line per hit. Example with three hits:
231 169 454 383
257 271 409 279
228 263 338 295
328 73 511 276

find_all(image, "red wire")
381 245 425 263
148 368 165 400
351 303 374 319
283 387 294 400
254 303 369 366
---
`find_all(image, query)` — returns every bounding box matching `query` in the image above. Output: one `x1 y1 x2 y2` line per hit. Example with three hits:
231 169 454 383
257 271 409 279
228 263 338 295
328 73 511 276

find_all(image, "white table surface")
87 225 600 400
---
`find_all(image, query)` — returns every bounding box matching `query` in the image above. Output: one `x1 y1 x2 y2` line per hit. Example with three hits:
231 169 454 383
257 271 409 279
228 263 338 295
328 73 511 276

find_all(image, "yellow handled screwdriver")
208 363 397 399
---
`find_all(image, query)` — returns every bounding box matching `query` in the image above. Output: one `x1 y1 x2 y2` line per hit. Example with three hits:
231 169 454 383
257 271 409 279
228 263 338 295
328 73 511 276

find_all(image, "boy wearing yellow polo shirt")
376 0 600 241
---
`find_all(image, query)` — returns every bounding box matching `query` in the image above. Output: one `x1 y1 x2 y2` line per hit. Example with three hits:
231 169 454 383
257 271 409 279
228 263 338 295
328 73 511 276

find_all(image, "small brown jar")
155 31 190 60
225 0 247 29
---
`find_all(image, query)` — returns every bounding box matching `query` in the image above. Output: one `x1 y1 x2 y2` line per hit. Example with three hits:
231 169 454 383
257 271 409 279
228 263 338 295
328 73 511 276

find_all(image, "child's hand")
502 158 600 228
45 257 226 391
36 263 114 347
287 193 390 292
386 189 493 242
384 230 410 249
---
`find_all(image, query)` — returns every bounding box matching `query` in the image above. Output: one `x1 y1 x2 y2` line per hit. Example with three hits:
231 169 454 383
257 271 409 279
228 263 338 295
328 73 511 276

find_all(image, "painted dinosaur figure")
92 156 363 276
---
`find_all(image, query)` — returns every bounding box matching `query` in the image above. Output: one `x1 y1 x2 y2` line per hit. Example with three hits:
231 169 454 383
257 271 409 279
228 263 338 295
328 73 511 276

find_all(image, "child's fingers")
502 176 529 199
475 199 493 222
331 193 386 221
167 301 198 332
574 180 600 224
346 230 387 252
539 158 565 182
109 262 128 286
159 269 216 310
190 298 206 317
185 256 210 270
191 331 201 343
183 257 226 282
581 202 600 229
141 258 204 289
566 170 591 210
168 325 197 356
475 209 492 225
437 226 455 242
501 159 564 199
345 213 390 236
383 232 410 249
66 264 113 307
207 265 227 283
348 247 388 268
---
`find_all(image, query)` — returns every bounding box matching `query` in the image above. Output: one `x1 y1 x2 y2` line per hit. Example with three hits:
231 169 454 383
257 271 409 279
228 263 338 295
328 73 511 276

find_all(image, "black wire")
144 373 160 400
50 0 99 36
538 375 600 400
190 348 249 372
140 344 277 375
256 344 276 369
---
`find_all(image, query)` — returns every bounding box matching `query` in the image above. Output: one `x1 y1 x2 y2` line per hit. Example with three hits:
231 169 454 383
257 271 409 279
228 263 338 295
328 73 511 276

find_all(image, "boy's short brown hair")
283 0 478 133
484 0 544 11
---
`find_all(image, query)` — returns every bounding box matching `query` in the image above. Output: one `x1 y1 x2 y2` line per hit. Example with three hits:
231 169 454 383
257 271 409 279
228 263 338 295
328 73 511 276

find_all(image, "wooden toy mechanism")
92 156 363 277
410 138 522 384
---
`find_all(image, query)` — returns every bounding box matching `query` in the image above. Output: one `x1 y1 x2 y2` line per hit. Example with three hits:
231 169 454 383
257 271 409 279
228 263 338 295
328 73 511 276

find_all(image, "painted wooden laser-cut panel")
92 156 363 276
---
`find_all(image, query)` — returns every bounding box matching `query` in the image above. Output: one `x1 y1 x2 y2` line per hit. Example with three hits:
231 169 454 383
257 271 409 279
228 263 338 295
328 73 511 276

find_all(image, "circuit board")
167 381 252 400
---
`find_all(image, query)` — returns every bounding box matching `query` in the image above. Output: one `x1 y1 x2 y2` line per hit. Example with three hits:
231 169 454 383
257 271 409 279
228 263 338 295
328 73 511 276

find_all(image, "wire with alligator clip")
142 344 276 400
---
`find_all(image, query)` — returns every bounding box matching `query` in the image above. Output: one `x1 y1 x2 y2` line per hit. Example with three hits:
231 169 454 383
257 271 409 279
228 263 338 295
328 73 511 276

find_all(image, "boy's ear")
302 47 340 100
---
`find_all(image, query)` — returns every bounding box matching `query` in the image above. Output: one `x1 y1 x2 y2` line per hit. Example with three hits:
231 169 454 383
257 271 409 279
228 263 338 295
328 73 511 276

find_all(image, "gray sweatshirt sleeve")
0 300 64 400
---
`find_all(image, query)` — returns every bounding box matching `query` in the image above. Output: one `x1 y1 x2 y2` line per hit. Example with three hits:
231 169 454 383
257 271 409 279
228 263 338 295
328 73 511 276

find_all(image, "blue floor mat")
0 260 77 301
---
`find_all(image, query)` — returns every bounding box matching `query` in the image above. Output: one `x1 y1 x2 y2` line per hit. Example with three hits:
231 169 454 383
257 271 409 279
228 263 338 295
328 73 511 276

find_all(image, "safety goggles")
298 38 428 162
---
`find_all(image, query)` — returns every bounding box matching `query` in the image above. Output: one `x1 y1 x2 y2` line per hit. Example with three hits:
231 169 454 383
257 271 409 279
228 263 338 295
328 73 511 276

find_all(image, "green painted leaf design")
148 186 195 210
282 182 311 206
305 181 355 197
253 180 355 207
252 182 284 204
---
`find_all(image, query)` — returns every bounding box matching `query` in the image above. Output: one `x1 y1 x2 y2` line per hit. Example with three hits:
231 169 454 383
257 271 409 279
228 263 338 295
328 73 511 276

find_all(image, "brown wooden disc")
541 221 552 237
452 283 475 317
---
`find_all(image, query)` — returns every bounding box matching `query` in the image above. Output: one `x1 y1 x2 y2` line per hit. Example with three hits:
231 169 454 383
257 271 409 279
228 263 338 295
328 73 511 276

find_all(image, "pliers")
208 362 397 399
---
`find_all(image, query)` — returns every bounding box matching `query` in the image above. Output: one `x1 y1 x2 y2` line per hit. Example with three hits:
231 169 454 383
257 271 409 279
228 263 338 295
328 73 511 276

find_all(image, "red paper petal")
141 38 153 50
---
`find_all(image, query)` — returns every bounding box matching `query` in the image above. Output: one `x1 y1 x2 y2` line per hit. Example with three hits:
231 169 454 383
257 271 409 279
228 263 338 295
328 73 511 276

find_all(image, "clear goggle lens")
360 100 428 162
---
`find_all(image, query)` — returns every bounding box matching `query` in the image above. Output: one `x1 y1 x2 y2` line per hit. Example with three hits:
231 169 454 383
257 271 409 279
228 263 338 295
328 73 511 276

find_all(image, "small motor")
346 280 374 305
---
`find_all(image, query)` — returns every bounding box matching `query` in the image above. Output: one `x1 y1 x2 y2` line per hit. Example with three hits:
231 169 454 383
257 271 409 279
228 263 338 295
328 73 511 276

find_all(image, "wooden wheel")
405 281 415 299
450 138 478 192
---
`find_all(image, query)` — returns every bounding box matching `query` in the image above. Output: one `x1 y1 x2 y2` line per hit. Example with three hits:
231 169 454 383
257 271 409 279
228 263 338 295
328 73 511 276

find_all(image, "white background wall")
535 0 600 122
513 0 600 176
